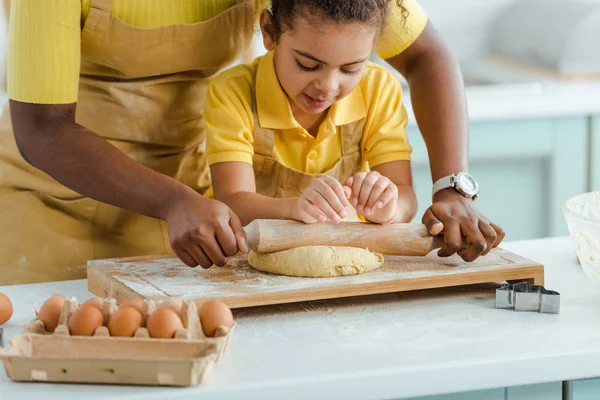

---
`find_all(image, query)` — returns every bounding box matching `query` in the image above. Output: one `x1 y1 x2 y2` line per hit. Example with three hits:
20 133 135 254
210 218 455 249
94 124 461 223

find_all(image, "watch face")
456 173 479 196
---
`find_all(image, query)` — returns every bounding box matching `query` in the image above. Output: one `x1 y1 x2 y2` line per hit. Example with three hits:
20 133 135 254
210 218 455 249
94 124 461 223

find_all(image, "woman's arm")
386 22 468 186
210 161 299 226
9 101 247 268
385 22 505 261
11 101 190 222
6 0 246 268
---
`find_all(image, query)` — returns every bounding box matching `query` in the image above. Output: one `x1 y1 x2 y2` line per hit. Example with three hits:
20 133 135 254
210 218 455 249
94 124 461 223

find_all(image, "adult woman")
0 0 503 285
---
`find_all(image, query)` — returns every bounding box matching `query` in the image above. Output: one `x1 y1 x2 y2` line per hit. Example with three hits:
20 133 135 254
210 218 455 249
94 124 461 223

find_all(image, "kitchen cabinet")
506 382 562 399
407 382 561 400
565 377 600 399
406 388 505 400
406 116 589 241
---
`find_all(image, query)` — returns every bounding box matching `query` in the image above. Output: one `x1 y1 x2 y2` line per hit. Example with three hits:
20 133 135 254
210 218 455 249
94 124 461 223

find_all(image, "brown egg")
198 300 233 337
68 303 104 336
84 296 104 312
146 307 183 339
0 292 13 325
159 298 182 313
108 307 143 337
119 298 145 314
38 294 65 333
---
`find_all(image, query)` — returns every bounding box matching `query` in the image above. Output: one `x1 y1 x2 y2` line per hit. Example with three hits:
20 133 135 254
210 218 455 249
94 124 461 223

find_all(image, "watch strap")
432 174 455 197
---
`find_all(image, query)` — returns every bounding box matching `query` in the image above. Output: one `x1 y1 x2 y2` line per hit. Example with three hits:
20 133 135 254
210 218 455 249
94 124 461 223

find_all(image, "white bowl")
564 191 600 282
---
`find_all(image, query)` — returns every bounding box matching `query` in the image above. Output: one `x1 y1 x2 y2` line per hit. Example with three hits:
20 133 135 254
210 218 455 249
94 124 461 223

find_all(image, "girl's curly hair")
269 0 409 40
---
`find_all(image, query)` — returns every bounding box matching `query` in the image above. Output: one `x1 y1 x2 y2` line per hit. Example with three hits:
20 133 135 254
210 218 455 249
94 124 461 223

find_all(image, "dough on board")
248 246 385 278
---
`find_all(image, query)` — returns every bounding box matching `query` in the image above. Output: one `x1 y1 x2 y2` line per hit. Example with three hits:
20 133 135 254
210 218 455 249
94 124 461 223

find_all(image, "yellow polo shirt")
205 51 412 179
7 0 428 104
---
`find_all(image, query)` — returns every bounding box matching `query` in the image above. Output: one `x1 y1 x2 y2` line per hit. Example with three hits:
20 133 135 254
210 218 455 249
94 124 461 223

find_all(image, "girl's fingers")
323 175 350 209
298 197 326 223
374 184 398 212
344 176 354 188
350 172 367 208
312 180 346 222
343 186 352 200
364 179 392 214
357 172 381 213
305 189 343 223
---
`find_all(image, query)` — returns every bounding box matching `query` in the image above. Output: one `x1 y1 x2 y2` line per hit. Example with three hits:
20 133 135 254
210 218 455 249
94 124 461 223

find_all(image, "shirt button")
309 151 318 159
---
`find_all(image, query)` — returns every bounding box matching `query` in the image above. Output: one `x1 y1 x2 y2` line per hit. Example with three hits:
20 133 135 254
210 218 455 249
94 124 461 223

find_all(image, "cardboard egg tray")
0 297 235 386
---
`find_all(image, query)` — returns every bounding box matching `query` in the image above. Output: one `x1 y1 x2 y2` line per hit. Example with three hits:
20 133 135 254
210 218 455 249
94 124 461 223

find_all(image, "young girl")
205 0 417 226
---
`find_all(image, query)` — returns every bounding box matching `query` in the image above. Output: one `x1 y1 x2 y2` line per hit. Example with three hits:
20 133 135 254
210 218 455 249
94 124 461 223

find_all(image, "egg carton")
0 297 235 386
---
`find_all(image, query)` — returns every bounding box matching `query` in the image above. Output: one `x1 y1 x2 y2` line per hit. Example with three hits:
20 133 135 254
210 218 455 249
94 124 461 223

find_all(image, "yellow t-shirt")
205 51 412 180
7 0 428 104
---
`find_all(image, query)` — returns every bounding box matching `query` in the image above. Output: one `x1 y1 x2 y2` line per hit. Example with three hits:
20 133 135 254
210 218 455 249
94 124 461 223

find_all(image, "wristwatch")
432 172 479 199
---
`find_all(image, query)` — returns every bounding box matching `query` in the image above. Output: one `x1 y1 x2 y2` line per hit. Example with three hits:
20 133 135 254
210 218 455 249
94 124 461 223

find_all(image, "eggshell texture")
119 298 145 314
198 300 233 337
159 298 182 313
0 293 13 324
68 304 104 336
84 297 104 312
38 294 65 333
146 307 183 338
108 307 143 337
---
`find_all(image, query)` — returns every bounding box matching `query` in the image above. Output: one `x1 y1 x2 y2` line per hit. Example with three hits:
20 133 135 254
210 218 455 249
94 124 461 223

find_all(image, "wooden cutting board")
87 248 544 309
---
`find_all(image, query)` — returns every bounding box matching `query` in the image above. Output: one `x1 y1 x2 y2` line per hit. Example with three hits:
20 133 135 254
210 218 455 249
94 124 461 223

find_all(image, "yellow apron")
0 0 253 285
250 70 365 221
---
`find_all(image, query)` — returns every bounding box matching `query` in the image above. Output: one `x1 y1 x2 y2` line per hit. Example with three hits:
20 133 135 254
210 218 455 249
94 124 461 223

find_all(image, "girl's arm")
372 160 417 223
211 162 352 226
211 162 298 227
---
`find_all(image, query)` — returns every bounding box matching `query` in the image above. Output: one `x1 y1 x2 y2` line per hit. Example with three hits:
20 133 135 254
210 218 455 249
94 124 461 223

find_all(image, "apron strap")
89 0 114 12
340 120 364 156
251 68 276 157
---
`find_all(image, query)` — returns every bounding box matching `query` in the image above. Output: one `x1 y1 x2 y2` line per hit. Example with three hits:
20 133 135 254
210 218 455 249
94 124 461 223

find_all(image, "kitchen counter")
371 55 600 126
404 79 600 126
1 236 600 399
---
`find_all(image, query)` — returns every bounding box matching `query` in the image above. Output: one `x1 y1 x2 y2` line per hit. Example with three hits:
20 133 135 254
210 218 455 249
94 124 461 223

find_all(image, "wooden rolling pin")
244 219 456 256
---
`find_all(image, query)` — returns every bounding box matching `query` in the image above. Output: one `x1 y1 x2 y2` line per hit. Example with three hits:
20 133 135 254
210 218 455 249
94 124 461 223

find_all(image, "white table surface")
1 236 600 399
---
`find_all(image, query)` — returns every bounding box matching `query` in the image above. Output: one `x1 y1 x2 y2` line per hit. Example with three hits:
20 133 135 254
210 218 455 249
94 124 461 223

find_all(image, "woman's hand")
165 192 248 268
344 171 398 224
422 188 505 262
295 175 350 224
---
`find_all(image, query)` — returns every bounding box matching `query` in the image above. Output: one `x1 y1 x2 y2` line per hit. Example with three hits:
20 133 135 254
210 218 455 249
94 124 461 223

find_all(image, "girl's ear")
259 9 277 51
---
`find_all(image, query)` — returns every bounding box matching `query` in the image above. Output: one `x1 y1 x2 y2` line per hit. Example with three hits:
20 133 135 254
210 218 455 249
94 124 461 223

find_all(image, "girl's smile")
303 93 332 111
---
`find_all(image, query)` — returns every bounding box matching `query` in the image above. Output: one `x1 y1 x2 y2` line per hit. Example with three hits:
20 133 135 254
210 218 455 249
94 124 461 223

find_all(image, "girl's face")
261 12 377 116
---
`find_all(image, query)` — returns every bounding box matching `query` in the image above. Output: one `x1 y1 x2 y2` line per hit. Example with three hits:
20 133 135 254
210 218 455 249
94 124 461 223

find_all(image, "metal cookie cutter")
495 281 560 314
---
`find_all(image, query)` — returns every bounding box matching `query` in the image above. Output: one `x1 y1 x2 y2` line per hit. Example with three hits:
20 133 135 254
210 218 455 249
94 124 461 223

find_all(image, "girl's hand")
422 188 505 262
344 171 398 224
295 176 349 224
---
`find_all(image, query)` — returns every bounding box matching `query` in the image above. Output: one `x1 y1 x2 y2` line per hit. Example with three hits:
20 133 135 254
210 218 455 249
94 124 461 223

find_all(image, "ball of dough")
248 246 384 278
